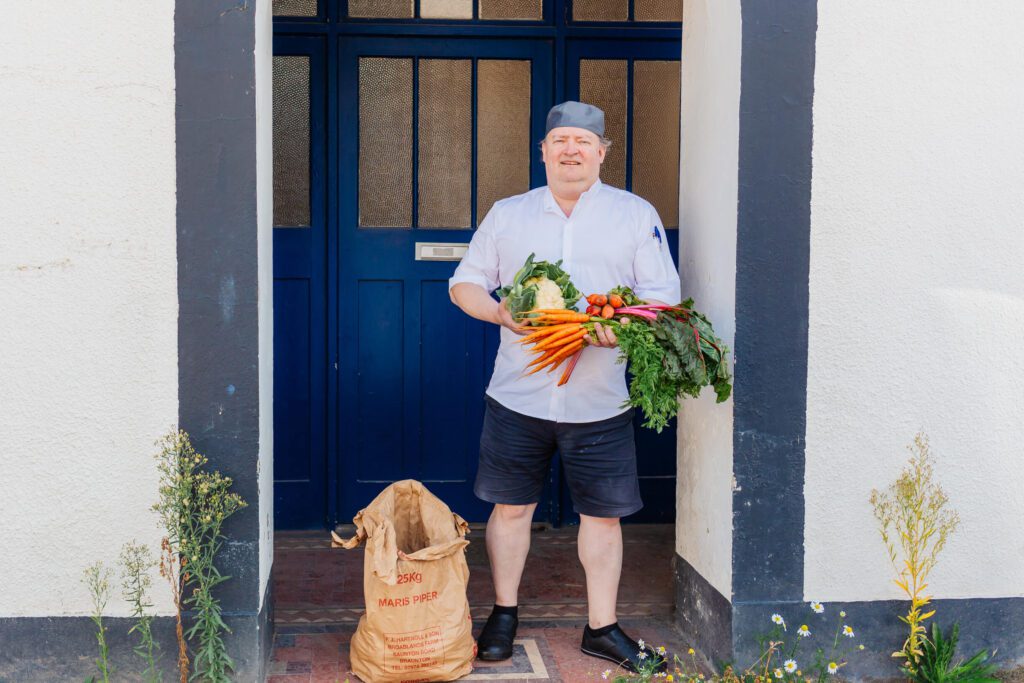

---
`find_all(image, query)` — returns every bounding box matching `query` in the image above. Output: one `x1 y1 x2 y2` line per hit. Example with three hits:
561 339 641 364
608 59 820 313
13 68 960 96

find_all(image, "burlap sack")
332 480 475 683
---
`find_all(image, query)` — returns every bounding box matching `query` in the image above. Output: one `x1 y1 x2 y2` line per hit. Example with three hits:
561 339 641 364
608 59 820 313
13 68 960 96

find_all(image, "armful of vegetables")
513 281 732 433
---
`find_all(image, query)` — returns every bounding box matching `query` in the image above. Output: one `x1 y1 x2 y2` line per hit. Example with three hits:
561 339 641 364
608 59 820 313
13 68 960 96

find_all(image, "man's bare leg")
486 502 538 606
577 514 622 628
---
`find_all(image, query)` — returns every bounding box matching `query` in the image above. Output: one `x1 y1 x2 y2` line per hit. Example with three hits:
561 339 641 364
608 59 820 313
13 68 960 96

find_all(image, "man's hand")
496 299 531 336
589 321 618 348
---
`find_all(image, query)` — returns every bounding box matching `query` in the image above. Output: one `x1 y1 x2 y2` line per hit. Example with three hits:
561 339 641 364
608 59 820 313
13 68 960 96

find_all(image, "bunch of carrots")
513 292 659 386
514 309 591 386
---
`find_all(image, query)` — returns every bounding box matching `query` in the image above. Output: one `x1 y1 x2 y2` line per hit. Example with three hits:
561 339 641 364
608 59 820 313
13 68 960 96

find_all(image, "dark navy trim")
0 580 274 681
674 552 732 667
176 0 272 675
732 0 818 604
732 597 1024 679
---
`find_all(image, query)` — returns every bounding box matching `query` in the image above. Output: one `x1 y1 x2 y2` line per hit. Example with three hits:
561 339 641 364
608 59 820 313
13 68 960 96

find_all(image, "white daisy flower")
638 650 648 660
842 625 855 638
771 614 787 630
657 646 667 655
797 624 811 638
602 671 611 680
810 601 824 614
827 662 839 675
784 659 797 673
638 639 646 649
774 669 784 679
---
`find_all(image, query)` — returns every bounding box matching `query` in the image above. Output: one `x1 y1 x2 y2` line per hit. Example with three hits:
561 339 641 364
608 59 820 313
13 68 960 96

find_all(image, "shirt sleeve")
449 206 501 294
632 205 681 303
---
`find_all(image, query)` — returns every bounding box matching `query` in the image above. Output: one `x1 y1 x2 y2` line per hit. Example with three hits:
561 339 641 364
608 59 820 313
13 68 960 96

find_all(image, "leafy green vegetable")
496 253 581 319
611 289 731 432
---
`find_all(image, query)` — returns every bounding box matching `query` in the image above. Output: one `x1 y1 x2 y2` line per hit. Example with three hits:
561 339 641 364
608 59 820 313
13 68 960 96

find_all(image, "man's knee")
492 503 536 523
580 513 621 528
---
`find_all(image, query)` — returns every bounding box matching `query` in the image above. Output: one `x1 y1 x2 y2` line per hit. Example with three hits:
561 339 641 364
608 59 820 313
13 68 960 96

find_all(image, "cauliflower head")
525 277 566 310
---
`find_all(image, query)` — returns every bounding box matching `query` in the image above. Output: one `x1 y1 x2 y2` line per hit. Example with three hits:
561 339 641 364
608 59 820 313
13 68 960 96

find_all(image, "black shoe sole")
579 646 637 674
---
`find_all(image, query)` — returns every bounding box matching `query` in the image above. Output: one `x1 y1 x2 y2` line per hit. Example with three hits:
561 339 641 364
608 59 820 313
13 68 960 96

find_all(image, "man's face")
541 127 605 188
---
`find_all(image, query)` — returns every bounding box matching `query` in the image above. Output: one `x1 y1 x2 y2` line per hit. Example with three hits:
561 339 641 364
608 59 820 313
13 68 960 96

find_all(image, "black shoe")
580 623 667 674
476 609 518 661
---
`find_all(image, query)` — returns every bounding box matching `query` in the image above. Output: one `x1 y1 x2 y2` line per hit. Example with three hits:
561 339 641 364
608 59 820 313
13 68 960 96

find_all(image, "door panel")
336 37 552 522
272 35 327 529
562 38 682 524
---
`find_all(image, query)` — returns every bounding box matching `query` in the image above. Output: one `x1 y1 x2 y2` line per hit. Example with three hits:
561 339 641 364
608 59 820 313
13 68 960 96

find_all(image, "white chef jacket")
449 179 680 423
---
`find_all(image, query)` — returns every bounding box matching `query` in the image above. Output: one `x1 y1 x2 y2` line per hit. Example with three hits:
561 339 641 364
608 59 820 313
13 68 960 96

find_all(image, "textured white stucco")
806 1 1024 601
255 0 276 608
0 4 177 616
675 0 741 601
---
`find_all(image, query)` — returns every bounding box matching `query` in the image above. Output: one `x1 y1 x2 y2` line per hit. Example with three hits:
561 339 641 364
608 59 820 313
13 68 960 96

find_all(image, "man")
448 101 678 673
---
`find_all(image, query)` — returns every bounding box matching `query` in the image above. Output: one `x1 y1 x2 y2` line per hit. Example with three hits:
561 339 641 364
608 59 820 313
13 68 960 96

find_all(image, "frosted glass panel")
418 60 472 228
580 60 627 190
479 0 542 20
273 56 311 227
573 0 627 21
421 0 473 18
359 58 413 227
477 60 531 223
273 0 317 16
635 0 683 22
632 61 680 227
348 0 414 18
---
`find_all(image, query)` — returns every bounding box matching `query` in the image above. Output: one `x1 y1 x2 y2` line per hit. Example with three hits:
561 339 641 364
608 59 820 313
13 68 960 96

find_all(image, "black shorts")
474 395 642 518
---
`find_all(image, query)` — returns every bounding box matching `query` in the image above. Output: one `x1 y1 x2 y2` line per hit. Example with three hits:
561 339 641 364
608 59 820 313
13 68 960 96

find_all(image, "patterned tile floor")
270 524 693 682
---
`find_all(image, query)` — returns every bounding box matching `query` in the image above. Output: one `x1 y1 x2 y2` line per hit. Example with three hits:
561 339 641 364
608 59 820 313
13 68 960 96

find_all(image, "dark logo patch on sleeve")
652 226 662 244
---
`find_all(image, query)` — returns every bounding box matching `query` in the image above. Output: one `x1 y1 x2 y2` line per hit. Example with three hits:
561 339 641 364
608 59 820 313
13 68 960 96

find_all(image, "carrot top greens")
611 292 732 432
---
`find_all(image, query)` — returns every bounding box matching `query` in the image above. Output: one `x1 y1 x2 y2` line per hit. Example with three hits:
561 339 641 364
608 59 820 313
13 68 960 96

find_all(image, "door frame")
273 0 682 529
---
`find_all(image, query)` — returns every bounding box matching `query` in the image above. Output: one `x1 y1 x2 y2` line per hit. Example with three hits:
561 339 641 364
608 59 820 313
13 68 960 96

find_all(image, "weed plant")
82 561 113 683
153 430 247 683
870 432 959 674
120 540 161 682
598 603 863 683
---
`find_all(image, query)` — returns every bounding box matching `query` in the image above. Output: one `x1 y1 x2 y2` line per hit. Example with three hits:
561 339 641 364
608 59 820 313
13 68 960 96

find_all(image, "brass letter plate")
415 242 469 262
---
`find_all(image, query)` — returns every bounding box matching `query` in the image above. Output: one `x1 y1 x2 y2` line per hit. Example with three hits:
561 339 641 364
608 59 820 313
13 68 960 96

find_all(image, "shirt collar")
543 178 604 216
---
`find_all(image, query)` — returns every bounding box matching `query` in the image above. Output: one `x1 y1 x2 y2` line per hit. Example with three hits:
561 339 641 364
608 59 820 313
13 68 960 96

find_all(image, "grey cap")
545 100 605 138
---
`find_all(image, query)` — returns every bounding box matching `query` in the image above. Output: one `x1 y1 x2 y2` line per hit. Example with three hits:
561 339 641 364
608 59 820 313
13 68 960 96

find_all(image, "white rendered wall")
0 4 177 616
675 0 741 601
253 0 274 610
255 0 275 610
805 2 1024 601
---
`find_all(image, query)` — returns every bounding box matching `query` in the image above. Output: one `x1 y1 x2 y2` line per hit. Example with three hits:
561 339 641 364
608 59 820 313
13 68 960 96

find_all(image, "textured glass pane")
421 0 473 18
635 0 683 22
273 56 311 227
348 0 413 18
580 60 627 190
418 60 472 228
273 0 317 16
573 0 627 21
477 60 531 223
479 0 542 20
359 58 413 227
632 61 680 227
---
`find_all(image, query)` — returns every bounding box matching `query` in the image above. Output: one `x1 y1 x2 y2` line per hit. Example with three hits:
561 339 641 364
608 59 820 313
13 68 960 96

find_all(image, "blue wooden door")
272 0 683 529
336 37 552 523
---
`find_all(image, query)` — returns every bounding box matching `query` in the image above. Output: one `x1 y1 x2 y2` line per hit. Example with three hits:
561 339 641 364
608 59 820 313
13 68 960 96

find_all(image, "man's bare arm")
450 282 530 335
